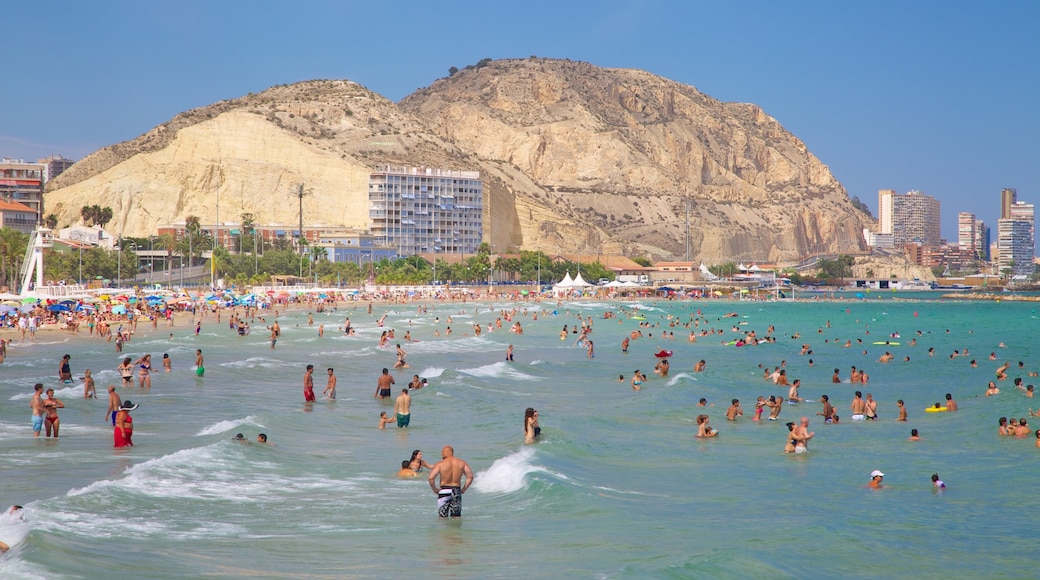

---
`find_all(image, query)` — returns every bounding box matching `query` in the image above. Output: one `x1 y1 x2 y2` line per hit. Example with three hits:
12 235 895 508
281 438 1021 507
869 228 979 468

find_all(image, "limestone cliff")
46 60 870 263
402 58 870 262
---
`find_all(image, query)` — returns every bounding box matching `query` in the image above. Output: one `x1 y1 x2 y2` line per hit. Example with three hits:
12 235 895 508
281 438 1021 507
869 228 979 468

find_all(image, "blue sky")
2 0 1036 241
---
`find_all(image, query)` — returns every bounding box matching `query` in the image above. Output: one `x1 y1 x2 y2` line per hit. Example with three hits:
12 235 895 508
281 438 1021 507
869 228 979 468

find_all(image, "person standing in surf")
303 365 316 402
428 445 474 518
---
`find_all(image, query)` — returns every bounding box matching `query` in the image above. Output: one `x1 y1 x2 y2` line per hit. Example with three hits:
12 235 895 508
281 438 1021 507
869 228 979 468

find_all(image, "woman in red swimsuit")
114 400 138 447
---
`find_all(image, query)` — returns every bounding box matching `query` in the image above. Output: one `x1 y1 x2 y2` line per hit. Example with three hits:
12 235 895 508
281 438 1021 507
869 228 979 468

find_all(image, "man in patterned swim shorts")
428 445 474 518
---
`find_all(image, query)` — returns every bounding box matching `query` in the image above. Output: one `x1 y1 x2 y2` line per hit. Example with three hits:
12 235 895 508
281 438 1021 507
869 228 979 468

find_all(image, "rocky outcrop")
46 60 870 263
402 58 870 262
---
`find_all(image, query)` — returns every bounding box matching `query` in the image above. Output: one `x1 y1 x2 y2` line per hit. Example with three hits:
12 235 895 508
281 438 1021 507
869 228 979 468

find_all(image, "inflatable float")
925 406 948 413
654 350 673 358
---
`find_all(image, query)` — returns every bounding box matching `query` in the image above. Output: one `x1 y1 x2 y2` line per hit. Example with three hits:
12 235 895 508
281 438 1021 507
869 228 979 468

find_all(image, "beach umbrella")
520 289 530 296
47 304 70 312
0 305 16 314
21 297 37 304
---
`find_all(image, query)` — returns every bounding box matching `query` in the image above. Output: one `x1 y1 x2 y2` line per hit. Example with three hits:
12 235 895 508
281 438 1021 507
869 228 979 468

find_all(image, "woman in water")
114 400 138 447
524 408 541 443
133 354 152 389
117 357 134 388
408 450 434 472
631 370 645 391
696 415 718 438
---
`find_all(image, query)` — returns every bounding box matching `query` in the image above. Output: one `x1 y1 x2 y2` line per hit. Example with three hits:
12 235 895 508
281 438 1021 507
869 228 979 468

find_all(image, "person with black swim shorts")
428 445 474 518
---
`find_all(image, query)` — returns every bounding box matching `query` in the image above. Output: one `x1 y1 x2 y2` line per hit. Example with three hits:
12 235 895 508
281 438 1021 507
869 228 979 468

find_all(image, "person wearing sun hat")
868 470 884 489
114 400 139 448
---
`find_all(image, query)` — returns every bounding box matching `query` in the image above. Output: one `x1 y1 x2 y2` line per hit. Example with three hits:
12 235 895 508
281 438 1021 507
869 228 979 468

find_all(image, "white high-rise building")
368 165 483 256
877 189 896 234
997 218 1033 277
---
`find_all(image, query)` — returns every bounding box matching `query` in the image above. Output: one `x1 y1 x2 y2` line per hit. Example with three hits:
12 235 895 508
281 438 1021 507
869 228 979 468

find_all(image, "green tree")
448 66 459 76
44 214 59 229
0 228 30 289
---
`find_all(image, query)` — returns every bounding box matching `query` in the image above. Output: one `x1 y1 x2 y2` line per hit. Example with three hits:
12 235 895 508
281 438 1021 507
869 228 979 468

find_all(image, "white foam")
419 367 444 378
195 416 264 436
66 443 349 504
472 447 541 494
220 357 293 369
664 372 697 386
458 361 538 381
8 386 80 399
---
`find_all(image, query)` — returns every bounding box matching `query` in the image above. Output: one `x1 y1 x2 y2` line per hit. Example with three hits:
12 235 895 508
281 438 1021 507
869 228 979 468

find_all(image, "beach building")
0 198 37 234
368 165 483 257
996 218 1032 277
0 158 45 223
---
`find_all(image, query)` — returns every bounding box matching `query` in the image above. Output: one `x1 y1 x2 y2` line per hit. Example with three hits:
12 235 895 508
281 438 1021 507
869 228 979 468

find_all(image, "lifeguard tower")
19 227 54 296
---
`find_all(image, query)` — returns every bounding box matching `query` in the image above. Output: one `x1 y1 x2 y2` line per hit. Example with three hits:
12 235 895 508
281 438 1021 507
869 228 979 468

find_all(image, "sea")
1 293 1038 579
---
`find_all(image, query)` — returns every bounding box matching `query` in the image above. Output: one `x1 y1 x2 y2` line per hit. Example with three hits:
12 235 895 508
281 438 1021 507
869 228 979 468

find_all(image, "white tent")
699 264 719 281
620 281 641 288
603 280 625 288
557 272 574 287
572 272 592 287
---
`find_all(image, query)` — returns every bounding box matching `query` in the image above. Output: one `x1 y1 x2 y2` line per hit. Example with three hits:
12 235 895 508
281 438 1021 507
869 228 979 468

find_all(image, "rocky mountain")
46 59 870 263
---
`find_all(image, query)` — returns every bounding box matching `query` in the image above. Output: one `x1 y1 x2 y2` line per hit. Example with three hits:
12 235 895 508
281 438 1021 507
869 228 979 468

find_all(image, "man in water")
195 349 205 377
303 365 316 402
269 321 280 349
817 395 835 422
428 445 474 518
324 368 337 400
945 393 958 411
105 385 122 426
850 391 867 420
794 416 815 450
375 368 394 399
394 388 411 428
868 470 884 489
30 383 45 437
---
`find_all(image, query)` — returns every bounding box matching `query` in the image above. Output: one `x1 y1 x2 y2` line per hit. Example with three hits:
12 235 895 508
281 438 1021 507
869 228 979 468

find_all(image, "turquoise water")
2 296 1039 578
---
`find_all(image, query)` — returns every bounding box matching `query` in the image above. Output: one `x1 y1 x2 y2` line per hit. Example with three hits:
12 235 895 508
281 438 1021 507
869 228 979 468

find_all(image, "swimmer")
985 381 1000 397
868 470 884 488
43 388 65 437
378 411 395 429
631 370 646 391
394 344 409 369
850 391 866 420
394 388 411 428
83 369 97 399
817 395 834 422
931 473 945 488
909 428 920 441
725 399 743 421
693 360 706 372
695 414 718 438
323 368 337 400
375 368 394 399
896 400 907 421
945 393 958 411
397 460 418 478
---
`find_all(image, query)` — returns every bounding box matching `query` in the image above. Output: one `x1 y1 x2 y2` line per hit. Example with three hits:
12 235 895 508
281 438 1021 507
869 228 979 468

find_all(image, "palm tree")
0 227 30 289
80 205 93 225
44 214 59 229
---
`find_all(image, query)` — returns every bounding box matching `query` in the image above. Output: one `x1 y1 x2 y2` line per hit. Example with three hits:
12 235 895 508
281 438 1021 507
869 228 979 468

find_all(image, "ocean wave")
472 447 542 494
195 416 265 436
458 361 539 381
8 383 82 400
67 443 346 505
664 372 698 386
418 367 444 378
220 357 294 369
